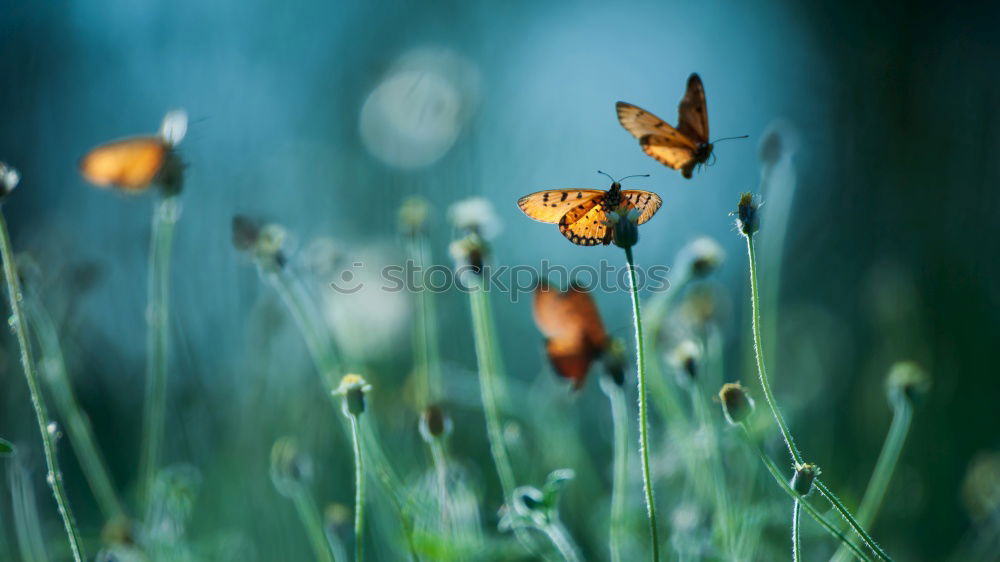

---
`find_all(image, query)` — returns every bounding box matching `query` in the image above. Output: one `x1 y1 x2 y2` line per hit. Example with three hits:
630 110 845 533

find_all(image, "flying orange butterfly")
517 172 662 246
617 73 745 179
533 280 617 389
79 110 187 192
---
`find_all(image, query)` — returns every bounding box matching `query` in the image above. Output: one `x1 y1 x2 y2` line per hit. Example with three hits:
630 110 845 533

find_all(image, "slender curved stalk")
349 415 365 562
429 439 451 527
624 246 660 560
291 487 337 562
739 425 871 562
25 294 126 522
468 286 516 497
830 397 912 562
409 235 442 407
139 195 179 510
689 381 734 555
0 211 84 561
745 234 802 466
643 274 690 426
265 266 342 391
542 520 582 562
599 376 628 562
793 500 802 561
261 262 419 559
814 480 892 561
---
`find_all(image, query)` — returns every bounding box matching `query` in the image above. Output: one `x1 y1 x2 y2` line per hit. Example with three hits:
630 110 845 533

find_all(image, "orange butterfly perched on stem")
517 171 663 246
617 73 746 178
532 279 624 389
79 110 188 193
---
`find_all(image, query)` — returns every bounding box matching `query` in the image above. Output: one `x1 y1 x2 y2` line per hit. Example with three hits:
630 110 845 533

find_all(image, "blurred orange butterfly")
617 73 745 179
79 110 187 192
533 280 618 389
517 172 662 246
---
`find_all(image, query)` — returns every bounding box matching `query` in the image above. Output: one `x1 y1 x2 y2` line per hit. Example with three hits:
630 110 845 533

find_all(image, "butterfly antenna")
710 134 749 144
597 170 616 183
617 173 651 183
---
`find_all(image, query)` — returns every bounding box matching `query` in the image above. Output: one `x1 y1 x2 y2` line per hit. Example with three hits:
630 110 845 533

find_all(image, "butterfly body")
517 180 662 246
618 73 717 178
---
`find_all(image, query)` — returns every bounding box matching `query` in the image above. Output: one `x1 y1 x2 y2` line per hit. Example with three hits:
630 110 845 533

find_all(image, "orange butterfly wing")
616 102 697 172
677 73 709 144
621 190 663 224
80 137 169 190
559 199 611 246
518 189 604 223
533 281 609 389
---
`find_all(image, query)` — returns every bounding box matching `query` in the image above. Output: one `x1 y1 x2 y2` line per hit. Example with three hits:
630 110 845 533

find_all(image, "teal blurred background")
1 0 998 560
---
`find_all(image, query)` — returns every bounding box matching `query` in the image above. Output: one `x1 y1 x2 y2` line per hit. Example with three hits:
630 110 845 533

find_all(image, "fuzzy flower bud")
398 196 430 236
448 232 489 285
601 337 627 386
608 206 640 249
0 162 20 200
448 197 501 239
334 374 372 417
232 215 288 270
669 339 701 384
734 192 760 236
718 382 754 425
886 361 930 406
791 463 819 496
270 436 313 496
679 236 725 278
419 404 452 442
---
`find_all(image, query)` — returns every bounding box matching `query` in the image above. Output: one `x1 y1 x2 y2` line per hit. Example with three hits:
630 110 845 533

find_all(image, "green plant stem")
468 286 517 498
624 246 660 561
262 262 419 559
599 376 628 562
643 274 690 427
689 381 734 556
738 425 871 562
429 439 450 528
350 415 365 562
830 397 912 562
409 235 442 407
745 233 803 467
793 500 802 562
541 520 582 562
0 211 84 561
814 480 892 561
291 486 337 562
138 195 179 510
265 266 342 391
25 295 126 522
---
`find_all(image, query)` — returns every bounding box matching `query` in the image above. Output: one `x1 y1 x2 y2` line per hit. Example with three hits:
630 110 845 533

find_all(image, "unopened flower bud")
449 197 501 239
270 436 313 496
419 404 452 442
232 216 287 269
680 236 724 278
718 382 754 425
609 207 640 249
334 374 372 417
399 197 430 236
450 232 488 279
886 361 930 406
791 463 819 496
0 162 20 200
601 338 627 386
670 340 701 384
734 193 760 236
